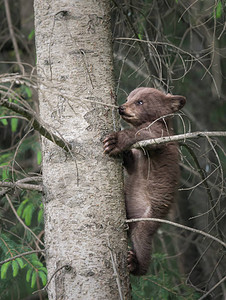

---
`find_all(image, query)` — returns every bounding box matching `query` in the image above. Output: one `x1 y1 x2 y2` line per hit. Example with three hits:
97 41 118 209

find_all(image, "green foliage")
0 118 8 126
0 234 47 291
12 260 19 277
24 254 47 288
16 192 43 227
22 202 34 226
38 203 44 224
1 262 11 280
10 118 18 132
131 253 200 299
215 1 222 19
28 29 35 41
37 150 42 165
0 153 12 181
0 81 44 298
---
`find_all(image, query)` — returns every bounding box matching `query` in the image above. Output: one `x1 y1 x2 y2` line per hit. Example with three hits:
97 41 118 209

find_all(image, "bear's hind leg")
128 221 153 275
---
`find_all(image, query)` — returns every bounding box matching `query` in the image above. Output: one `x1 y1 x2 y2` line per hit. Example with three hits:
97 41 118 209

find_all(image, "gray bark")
34 0 130 299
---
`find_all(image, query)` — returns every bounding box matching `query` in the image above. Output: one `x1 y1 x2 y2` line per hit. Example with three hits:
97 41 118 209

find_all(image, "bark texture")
34 1 129 299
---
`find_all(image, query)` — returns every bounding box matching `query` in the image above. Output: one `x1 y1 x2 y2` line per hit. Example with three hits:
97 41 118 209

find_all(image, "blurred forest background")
0 0 225 299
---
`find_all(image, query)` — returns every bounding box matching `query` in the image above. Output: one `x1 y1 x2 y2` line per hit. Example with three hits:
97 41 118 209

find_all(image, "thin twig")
132 131 226 149
0 249 46 266
5 194 44 247
3 0 23 73
0 181 43 192
33 264 71 295
112 0 152 80
198 275 226 300
0 98 72 152
107 237 124 300
126 218 226 248
115 37 220 96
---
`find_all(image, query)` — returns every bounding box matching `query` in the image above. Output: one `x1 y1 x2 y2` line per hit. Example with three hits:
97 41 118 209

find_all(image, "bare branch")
132 131 226 149
126 218 226 248
199 275 226 300
33 264 71 295
115 37 220 96
3 0 23 73
0 98 72 152
0 181 43 192
107 237 124 300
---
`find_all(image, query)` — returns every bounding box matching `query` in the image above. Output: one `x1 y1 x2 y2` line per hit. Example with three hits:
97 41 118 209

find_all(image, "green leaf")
38 266 47 273
1 169 8 181
1 262 11 279
22 203 34 226
0 118 8 126
28 29 35 41
37 151 42 165
216 1 222 18
12 260 19 277
17 198 29 217
33 260 43 267
31 271 37 288
38 270 47 286
11 118 18 132
25 87 32 98
0 153 11 166
16 258 25 269
26 268 32 282
38 208 43 224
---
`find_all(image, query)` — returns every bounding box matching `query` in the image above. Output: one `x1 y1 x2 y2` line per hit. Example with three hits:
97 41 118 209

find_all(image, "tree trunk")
34 1 130 299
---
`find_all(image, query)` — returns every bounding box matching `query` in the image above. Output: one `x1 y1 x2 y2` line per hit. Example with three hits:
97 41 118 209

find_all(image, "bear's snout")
118 105 125 115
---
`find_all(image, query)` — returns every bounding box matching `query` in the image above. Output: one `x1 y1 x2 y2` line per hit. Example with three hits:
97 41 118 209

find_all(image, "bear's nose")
118 105 125 115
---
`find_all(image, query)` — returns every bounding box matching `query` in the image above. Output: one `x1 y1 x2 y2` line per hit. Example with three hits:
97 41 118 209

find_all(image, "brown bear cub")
103 87 186 275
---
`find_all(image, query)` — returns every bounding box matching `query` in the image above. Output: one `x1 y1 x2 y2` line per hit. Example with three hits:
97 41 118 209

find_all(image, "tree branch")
1 95 225 153
0 249 46 266
33 264 71 295
0 181 43 192
132 131 226 149
199 275 226 300
126 218 226 248
3 0 23 73
0 98 72 152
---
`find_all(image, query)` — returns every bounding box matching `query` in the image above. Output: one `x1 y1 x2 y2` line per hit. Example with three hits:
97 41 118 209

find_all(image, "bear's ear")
166 94 186 112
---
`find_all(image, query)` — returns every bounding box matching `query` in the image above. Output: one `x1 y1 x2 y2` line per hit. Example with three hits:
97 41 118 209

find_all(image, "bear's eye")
136 100 143 105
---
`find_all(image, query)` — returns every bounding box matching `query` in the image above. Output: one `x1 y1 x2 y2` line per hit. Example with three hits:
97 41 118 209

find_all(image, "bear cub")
103 87 186 275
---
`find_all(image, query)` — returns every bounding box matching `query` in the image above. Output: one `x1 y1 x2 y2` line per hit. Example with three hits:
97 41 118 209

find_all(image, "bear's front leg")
104 129 138 156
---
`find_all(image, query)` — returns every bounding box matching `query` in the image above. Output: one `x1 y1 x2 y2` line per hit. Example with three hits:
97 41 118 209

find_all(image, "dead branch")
107 237 124 300
0 98 72 152
33 264 71 295
3 0 23 73
126 218 226 248
199 275 226 300
0 181 43 192
115 37 220 96
132 131 226 149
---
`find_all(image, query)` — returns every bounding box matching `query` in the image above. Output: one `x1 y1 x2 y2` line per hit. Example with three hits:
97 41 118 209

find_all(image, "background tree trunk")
34 1 130 299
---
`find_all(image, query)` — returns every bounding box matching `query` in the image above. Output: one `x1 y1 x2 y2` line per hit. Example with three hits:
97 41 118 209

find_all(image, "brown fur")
103 87 186 275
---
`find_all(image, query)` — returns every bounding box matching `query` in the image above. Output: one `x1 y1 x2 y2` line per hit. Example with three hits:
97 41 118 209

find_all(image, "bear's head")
118 87 186 126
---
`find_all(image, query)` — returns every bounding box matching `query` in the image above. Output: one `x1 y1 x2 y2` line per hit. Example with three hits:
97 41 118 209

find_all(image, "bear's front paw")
103 133 121 156
127 250 138 274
